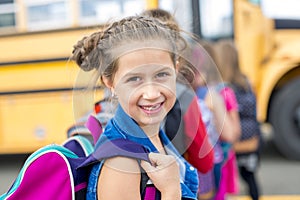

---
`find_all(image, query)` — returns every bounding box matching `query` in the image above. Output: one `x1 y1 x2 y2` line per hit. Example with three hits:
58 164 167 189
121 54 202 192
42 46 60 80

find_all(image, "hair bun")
71 31 103 71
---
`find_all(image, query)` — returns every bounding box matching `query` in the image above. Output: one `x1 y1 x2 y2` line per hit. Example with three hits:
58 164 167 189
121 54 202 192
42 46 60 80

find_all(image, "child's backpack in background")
67 98 114 145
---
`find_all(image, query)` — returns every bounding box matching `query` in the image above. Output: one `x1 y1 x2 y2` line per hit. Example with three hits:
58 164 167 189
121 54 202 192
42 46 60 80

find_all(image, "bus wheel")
270 78 300 160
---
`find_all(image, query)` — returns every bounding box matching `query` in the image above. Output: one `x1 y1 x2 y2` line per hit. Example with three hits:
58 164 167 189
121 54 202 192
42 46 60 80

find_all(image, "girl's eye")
126 76 142 82
156 72 170 78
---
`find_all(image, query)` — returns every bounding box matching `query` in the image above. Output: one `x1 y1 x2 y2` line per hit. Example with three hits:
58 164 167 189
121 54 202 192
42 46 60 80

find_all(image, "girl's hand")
140 153 181 200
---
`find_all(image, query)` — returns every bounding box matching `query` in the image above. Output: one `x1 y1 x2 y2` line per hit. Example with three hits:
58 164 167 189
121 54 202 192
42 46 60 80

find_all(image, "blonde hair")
216 40 248 90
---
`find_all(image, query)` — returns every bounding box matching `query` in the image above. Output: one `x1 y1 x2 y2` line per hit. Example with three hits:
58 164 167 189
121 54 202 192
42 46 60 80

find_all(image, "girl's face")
109 49 177 130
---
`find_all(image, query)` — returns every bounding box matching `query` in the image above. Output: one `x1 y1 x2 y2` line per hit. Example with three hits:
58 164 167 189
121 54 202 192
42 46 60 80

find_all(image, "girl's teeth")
143 104 159 111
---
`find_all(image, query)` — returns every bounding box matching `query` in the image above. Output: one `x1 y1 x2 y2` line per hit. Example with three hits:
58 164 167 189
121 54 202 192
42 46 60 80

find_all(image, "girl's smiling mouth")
139 102 164 114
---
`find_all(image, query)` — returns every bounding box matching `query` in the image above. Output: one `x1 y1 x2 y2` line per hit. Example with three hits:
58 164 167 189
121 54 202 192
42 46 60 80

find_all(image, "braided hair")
71 16 182 84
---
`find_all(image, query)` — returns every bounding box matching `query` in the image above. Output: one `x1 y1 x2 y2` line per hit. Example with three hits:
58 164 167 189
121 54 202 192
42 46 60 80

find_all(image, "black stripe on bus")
0 57 69 66
275 19 300 29
0 86 102 96
0 25 102 38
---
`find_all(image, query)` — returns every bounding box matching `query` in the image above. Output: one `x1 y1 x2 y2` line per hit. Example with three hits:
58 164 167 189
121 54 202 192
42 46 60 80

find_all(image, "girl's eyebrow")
120 65 175 81
157 66 174 72
122 72 142 79
150 65 175 73
124 65 173 76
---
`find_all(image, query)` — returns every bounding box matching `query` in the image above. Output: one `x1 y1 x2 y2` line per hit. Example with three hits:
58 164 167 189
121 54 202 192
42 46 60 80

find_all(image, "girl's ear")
101 76 113 89
175 60 180 74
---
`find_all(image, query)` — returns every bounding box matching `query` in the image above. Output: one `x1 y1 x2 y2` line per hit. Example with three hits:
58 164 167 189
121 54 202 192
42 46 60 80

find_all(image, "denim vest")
86 105 198 200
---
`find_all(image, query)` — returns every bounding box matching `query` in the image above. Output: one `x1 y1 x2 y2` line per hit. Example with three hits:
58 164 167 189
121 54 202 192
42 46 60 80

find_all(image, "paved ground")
236 139 300 199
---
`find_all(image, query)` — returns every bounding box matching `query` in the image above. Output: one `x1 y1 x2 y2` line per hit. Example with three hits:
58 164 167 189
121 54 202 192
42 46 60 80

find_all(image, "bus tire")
270 78 300 160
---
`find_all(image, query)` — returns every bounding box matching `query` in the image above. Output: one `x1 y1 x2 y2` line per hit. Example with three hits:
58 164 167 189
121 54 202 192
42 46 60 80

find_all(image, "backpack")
0 135 92 200
163 82 194 155
0 117 150 200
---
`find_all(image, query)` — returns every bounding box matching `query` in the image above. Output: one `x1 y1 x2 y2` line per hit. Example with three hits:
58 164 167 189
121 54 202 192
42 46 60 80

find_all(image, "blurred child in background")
217 40 262 200
193 40 241 200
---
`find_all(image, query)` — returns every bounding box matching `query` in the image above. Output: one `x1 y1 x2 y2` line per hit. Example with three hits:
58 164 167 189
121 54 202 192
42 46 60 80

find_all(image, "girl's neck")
140 123 160 137
149 134 166 154
141 124 166 154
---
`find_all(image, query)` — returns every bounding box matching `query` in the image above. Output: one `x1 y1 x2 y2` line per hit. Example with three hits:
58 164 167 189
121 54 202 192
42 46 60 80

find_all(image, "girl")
217 40 261 200
213 40 242 200
72 16 198 200
193 40 241 200
192 41 230 200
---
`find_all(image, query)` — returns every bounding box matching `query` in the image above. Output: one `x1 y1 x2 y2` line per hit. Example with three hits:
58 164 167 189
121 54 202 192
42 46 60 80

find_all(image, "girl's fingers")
140 160 154 172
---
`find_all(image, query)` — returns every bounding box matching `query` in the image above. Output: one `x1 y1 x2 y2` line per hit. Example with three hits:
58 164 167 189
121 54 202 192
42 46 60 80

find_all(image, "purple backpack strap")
79 138 159 199
85 115 102 145
79 139 150 167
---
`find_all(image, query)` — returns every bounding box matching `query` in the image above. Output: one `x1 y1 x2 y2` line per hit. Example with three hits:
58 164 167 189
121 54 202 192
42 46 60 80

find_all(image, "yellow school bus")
0 0 156 154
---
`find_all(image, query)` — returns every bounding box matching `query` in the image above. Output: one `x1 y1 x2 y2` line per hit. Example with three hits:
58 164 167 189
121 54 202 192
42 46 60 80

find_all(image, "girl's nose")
142 83 161 99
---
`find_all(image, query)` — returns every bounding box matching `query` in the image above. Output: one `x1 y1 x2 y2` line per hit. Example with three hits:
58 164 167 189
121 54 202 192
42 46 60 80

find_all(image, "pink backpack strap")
85 115 102 145
143 185 160 200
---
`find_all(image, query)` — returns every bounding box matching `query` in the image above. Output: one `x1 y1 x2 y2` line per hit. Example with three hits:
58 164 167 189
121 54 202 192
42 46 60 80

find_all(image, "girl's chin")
138 116 164 127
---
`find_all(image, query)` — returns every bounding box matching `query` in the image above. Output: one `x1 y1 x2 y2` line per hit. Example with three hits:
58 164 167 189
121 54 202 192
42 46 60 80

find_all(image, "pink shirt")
219 86 238 112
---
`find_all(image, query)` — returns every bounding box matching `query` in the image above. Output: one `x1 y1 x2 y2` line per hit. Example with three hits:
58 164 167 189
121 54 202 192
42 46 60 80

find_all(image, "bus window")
199 0 233 40
261 0 300 20
78 0 146 26
0 0 16 28
159 0 193 33
25 0 72 31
